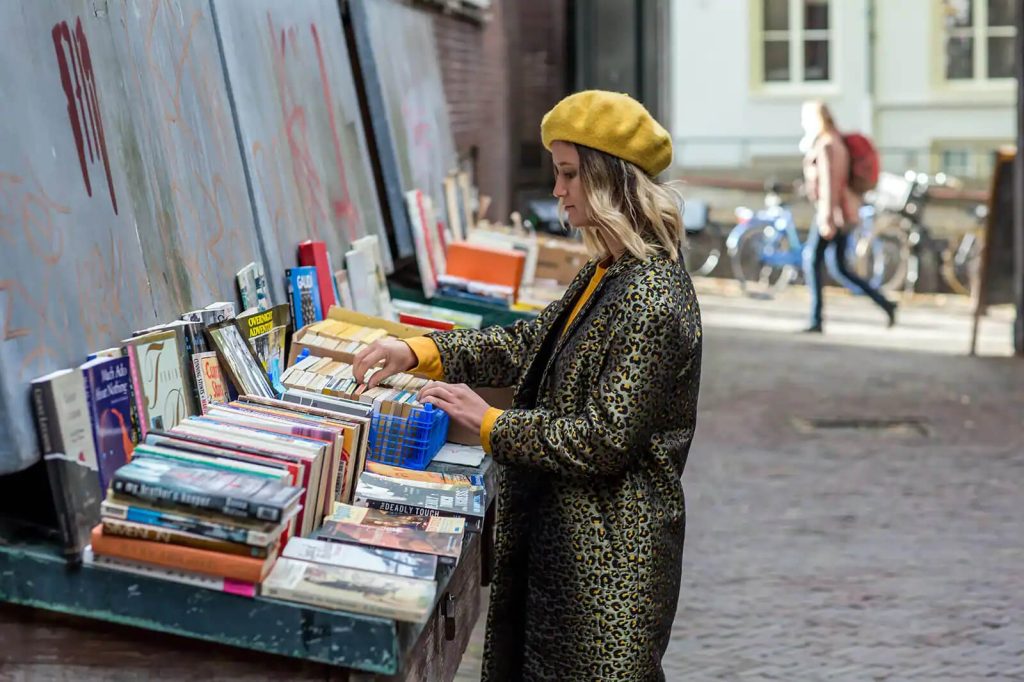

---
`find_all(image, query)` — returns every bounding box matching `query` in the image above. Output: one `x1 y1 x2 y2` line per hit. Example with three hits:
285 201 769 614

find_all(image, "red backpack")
842 132 880 195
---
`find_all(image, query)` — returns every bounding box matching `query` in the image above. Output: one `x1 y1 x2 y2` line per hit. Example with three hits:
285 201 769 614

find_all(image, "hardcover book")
110 457 302 523
80 356 139 489
261 557 437 622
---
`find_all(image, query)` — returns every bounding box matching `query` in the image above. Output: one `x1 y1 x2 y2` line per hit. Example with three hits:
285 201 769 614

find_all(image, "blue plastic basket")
367 403 450 470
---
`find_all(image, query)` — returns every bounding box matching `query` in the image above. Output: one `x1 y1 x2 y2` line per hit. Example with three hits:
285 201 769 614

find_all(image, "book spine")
192 354 209 414
101 518 269 558
84 548 257 597
179 331 201 417
361 499 483 530
111 476 282 524
90 527 267 583
31 382 75 557
125 344 149 438
108 502 274 546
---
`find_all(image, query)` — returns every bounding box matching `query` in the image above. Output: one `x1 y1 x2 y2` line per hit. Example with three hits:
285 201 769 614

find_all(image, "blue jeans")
805 226 893 328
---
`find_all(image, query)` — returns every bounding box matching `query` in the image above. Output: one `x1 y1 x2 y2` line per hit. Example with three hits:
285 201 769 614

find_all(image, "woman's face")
551 141 589 226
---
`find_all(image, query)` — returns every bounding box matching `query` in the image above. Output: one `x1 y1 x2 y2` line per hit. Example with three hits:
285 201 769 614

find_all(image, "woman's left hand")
418 382 491 435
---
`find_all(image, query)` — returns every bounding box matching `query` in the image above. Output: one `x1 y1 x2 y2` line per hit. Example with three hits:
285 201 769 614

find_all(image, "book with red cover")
298 240 339 313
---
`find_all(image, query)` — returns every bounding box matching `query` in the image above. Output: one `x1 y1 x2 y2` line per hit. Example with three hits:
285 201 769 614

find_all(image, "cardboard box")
533 238 590 285
445 242 526 302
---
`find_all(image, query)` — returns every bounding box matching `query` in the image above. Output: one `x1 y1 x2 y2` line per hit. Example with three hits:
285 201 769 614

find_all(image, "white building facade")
671 0 1018 179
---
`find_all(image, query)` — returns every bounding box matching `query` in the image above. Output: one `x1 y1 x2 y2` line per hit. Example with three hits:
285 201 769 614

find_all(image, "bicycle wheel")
683 225 722 277
728 224 797 297
853 229 907 292
941 232 981 296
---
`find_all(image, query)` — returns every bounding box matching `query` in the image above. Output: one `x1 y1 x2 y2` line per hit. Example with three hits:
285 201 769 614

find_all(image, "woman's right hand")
352 339 418 388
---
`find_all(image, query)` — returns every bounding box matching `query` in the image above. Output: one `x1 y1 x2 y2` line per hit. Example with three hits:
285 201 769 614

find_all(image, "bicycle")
726 182 891 298
940 203 986 297
865 170 964 296
681 199 723 276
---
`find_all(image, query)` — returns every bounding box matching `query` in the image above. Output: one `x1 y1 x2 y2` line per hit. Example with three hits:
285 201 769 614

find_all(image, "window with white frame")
943 0 1018 81
761 0 831 84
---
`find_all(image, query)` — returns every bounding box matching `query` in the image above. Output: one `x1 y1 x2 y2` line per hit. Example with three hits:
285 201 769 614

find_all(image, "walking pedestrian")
800 100 896 332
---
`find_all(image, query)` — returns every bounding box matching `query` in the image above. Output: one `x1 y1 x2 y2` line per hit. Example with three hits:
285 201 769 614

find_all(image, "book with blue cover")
80 356 139 490
286 266 323 331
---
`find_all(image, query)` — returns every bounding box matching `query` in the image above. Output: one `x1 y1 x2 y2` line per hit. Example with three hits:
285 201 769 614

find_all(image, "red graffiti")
52 17 118 214
311 23 358 241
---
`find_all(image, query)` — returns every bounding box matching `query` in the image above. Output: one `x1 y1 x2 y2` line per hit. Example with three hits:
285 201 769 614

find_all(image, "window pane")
764 0 789 31
987 0 1017 26
804 39 830 80
805 0 829 30
764 41 790 81
942 0 973 28
988 36 1016 77
941 149 971 177
945 36 974 78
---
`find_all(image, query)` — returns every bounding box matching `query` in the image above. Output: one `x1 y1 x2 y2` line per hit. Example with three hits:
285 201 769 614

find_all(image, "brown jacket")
803 131 860 232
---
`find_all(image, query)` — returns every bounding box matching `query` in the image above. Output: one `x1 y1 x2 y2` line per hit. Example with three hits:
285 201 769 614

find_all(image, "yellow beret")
541 90 672 177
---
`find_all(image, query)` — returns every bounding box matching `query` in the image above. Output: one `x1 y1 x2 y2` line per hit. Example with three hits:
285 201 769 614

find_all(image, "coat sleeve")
487 298 699 478
426 317 545 388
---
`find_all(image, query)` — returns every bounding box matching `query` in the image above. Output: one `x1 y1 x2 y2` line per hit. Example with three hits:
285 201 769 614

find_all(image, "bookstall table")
0 458 495 680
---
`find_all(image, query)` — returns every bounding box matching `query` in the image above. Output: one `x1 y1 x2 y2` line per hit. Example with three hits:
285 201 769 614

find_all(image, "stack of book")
282 356 429 415
297 318 393 356
87 456 302 597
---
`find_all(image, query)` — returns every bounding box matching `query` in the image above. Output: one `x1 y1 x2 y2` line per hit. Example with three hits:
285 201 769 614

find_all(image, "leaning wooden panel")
0 1 157 474
213 0 393 300
108 0 266 314
348 0 459 261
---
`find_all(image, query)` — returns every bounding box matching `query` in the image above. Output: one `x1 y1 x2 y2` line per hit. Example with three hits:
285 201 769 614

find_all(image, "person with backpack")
800 100 896 333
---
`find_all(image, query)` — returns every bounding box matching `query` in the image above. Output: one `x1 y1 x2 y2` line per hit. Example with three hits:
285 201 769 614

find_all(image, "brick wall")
432 3 512 222
428 0 569 220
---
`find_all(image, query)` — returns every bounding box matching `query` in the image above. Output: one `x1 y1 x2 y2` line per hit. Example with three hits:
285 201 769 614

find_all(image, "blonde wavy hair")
558 143 684 262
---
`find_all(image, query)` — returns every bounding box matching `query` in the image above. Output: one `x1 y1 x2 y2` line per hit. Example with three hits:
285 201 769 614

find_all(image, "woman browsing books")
354 91 701 682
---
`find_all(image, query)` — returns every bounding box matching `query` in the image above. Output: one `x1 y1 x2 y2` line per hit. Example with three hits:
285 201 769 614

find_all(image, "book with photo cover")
286 266 323 331
234 304 290 373
329 502 465 534
353 472 486 524
363 461 483 489
204 319 275 399
282 536 437 581
316 518 463 561
261 557 437 622
110 457 302 523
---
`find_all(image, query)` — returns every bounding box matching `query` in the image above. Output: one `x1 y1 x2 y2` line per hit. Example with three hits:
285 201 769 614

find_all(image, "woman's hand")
818 219 837 240
352 339 417 388
418 382 491 435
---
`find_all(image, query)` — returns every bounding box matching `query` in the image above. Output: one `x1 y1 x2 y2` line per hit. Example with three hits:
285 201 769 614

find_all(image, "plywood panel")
349 0 458 261
213 0 392 301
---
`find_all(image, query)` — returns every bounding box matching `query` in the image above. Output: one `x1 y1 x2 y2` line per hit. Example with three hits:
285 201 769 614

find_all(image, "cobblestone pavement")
457 284 1024 681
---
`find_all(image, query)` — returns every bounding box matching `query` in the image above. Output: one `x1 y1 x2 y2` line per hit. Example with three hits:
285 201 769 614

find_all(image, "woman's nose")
552 180 566 198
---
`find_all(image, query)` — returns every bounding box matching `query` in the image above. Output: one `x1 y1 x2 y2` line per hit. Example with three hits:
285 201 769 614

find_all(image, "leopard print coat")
428 252 702 681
